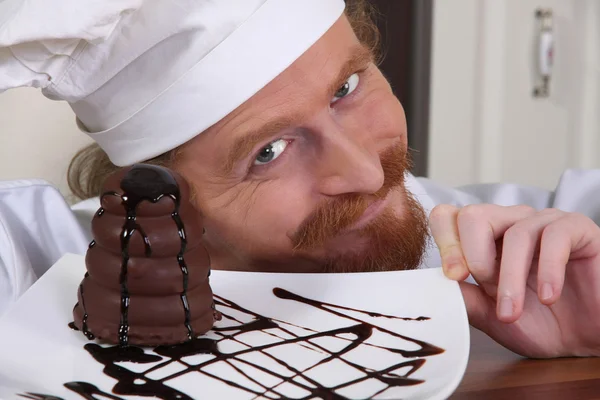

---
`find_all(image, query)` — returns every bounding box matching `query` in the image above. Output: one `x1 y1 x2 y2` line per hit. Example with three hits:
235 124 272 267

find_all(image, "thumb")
459 281 496 333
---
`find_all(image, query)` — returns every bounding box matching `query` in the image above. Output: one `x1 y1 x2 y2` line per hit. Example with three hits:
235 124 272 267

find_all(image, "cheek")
203 177 315 252
361 91 407 142
345 72 408 147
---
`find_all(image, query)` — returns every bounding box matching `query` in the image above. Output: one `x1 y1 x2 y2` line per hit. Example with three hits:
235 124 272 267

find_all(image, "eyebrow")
224 45 374 174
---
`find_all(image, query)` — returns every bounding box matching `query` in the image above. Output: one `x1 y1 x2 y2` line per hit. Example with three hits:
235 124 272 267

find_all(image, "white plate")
0 254 469 400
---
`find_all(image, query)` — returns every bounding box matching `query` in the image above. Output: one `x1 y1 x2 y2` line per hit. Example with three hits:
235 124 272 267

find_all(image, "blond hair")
68 0 380 200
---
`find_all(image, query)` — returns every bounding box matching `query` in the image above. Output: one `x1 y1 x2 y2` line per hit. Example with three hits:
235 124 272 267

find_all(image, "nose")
315 127 385 197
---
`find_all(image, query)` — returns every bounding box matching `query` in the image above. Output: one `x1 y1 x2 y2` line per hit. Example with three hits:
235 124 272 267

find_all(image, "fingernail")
498 296 513 319
444 262 464 280
540 283 553 301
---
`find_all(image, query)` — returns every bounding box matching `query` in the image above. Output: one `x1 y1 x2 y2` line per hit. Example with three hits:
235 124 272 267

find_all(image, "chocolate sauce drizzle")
171 209 194 339
76 273 94 340
79 165 196 346
18 392 64 400
59 287 444 400
71 272 95 340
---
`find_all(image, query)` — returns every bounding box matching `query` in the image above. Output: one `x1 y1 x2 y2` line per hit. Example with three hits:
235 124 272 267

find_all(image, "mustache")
291 144 410 251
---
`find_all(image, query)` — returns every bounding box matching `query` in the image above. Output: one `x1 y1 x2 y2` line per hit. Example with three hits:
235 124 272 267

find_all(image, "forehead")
203 15 363 141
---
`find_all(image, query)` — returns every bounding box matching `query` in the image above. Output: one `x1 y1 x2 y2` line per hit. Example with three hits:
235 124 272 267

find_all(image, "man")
1 0 599 360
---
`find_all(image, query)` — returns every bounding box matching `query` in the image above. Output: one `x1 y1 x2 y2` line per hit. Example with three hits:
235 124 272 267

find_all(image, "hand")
429 204 600 358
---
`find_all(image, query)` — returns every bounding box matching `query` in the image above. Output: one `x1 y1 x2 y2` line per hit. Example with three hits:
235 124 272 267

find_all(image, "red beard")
291 144 429 273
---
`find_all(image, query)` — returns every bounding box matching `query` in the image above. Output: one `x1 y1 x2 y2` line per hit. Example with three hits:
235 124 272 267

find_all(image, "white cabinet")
428 0 600 190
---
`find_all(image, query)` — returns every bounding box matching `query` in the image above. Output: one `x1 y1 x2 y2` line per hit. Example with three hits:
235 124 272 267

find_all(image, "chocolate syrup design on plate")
18 393 64 400
47 165 445 399
61 287 444 400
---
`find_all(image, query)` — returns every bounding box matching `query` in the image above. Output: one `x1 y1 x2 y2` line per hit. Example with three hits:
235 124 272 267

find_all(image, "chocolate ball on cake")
72 164 219 346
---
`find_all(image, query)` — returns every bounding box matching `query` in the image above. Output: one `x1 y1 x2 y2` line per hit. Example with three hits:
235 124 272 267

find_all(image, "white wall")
0 88 92 199
429 0 600 190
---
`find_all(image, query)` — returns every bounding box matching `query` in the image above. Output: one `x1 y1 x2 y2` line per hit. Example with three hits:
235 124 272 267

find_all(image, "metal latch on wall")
533 8 554 97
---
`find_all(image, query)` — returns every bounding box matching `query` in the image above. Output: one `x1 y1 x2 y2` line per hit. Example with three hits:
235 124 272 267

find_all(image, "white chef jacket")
0 169 599 317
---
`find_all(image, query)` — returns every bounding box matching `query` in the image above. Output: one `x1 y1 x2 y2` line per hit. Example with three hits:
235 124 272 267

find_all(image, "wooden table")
450 327 600 399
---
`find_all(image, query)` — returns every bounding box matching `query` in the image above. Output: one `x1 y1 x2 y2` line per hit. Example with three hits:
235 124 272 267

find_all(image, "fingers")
429 205 470 281
430 204 535 284
496 209 565 322
431 204 572 323
434 202 600 328
536 212 600 305
459 282 538 358
457 205 536 286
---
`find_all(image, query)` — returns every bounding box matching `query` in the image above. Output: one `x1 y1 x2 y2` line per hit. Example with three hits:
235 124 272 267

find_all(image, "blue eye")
331 73 360 103
254 139 289 165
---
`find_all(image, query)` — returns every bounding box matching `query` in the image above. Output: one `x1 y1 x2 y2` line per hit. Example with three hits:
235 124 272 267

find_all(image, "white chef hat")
0 0 345 166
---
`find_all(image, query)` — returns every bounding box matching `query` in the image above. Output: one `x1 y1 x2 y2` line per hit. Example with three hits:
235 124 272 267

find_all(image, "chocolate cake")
72 164 219 346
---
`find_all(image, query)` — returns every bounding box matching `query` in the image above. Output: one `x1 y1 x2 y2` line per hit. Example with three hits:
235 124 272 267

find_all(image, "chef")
1 0 599 359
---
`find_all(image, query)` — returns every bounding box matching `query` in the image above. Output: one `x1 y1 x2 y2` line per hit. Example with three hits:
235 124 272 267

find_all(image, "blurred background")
0 0 598 199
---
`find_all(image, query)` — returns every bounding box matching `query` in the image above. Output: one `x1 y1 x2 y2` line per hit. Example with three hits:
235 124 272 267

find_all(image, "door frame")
368 0 434 177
